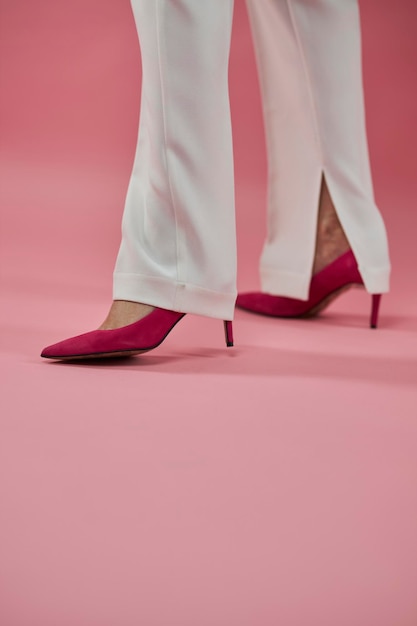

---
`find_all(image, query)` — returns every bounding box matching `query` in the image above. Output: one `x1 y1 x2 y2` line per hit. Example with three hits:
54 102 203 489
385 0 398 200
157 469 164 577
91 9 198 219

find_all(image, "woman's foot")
99 301 154 330
41 307 185 360
40 305 234 360
235 179 380 324
237 249 363 316
236 251 381 327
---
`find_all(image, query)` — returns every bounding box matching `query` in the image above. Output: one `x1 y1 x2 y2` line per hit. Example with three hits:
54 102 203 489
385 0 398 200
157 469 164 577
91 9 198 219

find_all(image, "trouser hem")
260 267 312 300
260 264 391 300
113 273 236 320
357 264 391 294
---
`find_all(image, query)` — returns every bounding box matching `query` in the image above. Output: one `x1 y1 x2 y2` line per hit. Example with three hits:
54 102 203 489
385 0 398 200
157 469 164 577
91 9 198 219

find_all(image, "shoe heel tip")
223 320 234 347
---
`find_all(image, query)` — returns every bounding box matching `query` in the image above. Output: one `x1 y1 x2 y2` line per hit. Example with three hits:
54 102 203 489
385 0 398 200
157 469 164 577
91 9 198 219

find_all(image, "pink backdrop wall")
1 0 417 302
1 4 417 626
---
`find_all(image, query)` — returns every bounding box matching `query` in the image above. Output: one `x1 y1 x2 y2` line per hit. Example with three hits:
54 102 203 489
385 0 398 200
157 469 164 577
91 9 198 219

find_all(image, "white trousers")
114 0 391 321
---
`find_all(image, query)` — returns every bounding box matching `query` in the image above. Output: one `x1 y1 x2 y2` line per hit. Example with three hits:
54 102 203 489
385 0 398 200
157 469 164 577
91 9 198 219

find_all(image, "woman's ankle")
313 178 350 274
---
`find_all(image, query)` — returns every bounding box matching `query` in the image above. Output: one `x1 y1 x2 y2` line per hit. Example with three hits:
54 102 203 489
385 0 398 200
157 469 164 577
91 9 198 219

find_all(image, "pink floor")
1 1 417 625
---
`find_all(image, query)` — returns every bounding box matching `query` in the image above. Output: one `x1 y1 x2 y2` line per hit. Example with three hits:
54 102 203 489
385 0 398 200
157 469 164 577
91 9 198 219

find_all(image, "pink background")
1 2 417 625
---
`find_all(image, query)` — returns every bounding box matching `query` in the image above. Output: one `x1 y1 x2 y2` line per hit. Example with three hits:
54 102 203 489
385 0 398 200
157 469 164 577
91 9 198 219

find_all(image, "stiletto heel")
224 320 234 347
370 294 382 329
237 250 381 328
41 307 233 360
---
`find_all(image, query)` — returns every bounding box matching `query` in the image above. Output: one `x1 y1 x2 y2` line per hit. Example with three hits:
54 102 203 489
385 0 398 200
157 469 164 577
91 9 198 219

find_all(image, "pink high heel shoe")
41 307 234 360
236 250 382 328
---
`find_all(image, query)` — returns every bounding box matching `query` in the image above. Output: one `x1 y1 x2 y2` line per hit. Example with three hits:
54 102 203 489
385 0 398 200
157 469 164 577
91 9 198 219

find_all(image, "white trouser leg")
113 0 237 320
246 0 391 298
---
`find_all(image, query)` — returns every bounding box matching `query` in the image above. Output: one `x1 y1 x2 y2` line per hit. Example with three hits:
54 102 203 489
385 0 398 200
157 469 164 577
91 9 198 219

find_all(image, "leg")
245 0 390 299
41 0 237 359
111 0 237 324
